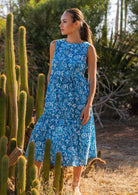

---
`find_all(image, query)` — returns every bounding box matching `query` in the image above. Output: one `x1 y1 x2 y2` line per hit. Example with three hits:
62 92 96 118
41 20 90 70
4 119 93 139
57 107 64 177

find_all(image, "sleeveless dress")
24 38 97 166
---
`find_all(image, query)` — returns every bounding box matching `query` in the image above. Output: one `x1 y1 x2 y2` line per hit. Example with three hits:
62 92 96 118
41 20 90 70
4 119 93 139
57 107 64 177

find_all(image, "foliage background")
0 0 138 117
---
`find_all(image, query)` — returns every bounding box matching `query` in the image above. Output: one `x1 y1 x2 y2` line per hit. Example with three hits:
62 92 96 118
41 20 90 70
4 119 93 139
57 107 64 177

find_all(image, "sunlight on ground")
61 164 138 195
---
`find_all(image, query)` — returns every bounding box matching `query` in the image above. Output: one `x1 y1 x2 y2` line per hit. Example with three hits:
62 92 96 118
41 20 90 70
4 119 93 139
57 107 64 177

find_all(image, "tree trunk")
120 0 123 36
115 0 120 35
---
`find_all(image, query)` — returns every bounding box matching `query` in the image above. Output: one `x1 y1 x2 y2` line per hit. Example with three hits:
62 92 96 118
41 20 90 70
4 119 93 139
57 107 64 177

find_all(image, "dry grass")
38 119 138 195
38 163 138 195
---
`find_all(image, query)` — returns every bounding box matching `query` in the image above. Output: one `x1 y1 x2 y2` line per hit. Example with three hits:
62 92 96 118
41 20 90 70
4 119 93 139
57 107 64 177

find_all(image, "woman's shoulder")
50 39 63 46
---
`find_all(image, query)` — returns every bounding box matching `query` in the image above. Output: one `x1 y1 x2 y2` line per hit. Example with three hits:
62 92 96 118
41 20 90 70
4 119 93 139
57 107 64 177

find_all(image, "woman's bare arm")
47 40 57 85
86 45 97 107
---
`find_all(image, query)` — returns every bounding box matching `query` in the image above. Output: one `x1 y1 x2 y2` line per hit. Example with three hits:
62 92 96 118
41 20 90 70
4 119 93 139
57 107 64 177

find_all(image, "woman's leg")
34 160 43 176
72 166 82 192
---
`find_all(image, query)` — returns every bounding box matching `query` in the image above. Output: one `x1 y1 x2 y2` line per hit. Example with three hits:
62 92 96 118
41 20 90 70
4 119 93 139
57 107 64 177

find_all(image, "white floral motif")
25 38 97 166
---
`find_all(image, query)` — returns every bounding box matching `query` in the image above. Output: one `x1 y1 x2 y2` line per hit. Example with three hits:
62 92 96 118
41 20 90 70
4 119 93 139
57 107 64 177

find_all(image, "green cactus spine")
32 179 40 191
17 90 27 149
19 26 29 94
26 141 35 192
31 188 39 195
0 155 9 195
15 65 21 102
17 155 26 195
42 139 51 186
36 73 45 122
0 88 6 137
5 12 18 139
53 152 62 194
25 95 34 127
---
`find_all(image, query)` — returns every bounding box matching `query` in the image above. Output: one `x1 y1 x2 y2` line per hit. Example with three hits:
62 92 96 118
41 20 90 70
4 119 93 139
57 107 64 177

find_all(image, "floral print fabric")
24 38 97 166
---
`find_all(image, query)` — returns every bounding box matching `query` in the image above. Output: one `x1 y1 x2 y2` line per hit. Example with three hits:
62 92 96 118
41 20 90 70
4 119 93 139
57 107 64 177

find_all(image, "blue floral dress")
25 38 97 166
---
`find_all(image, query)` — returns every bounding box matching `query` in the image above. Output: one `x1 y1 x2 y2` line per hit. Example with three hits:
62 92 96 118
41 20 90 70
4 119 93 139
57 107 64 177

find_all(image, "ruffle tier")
24 110 97 166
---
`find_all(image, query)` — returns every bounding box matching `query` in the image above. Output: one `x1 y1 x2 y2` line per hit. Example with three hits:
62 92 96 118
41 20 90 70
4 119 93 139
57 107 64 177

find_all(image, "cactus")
31 188 39 195
53 152 62 194
0 74 6 93
0 136 8 167
15 65 21 102
19 26 29 94
0 88 6 137
42 139 51 186
5 125 10 141
26 141 35 192
0 75 7 138
30 165 38 189
15 161 18 195
32 179 40 191
8 138 16 178
25 95 34 127
17 90 27 149
24 122 34 151
17 155 26 195
59 167 64 195
97 150 101 158
0 136 8 187
0 136 8 188
5 12 18 139
36 73 45 122
0 155 9 195
6 90 11 135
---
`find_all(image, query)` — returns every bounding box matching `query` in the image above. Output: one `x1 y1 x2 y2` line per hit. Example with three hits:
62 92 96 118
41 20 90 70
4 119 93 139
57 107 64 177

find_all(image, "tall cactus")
31 188 39 195
0 74 6 93
17 155 26 195
53 152 62 194
0 136 8 168
17 90 27 149
30 165 38 190
32 179 40 191
25 95 34 127
42 139 51 186
36 73 45 122
0 136 8 189
59 167 64 195
8 138 16 178
0 74 8 137
19 26 29 94
26 141 35 192
0 88 6 137
15 65 21 102
0 155 9 195
5 125 10 141
5 12 18 139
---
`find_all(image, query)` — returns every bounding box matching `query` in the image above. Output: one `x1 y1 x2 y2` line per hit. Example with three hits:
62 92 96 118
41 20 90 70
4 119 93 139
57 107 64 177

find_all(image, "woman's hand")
80 105 91 125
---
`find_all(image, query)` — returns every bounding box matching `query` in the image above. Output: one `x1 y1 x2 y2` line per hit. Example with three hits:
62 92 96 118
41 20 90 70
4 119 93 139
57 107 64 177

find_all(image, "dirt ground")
61 118 138 195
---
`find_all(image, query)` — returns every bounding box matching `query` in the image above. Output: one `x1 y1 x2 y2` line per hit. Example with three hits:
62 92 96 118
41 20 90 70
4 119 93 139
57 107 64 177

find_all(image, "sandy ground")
59 119 138 195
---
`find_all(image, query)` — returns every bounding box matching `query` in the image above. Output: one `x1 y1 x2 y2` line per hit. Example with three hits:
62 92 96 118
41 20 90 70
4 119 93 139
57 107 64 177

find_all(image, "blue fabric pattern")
24 38 97 166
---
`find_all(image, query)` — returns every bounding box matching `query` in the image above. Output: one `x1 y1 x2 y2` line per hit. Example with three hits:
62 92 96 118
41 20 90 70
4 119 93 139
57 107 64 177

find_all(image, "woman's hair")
64 8 93 45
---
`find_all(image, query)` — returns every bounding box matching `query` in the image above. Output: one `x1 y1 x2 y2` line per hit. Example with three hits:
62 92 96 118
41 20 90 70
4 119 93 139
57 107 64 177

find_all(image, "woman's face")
59 12 79 35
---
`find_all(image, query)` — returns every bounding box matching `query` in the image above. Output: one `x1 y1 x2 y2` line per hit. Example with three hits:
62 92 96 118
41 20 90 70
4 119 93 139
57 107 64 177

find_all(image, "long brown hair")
64 8 93 45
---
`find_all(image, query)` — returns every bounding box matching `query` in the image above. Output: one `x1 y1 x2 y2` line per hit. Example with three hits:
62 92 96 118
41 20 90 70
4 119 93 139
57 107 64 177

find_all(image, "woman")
25 8 97 194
